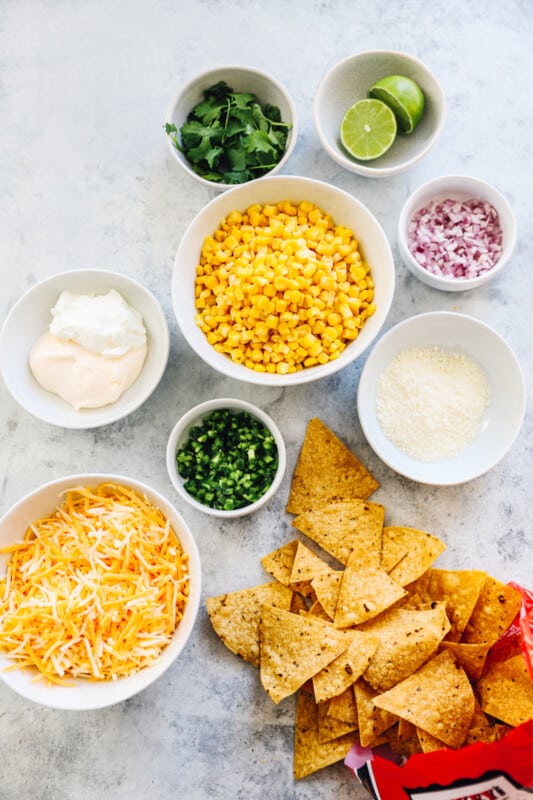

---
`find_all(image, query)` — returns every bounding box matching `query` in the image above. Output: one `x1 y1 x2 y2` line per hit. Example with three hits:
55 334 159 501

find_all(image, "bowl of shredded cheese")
357 311 526 485
0 475 201 709
172 175 395 385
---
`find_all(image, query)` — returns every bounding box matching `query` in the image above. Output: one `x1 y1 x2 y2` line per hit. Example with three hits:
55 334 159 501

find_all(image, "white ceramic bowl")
0 269 169 428
165 65 297 191
0 473 201 710
357 312 526 485
314 50 446 178
166 398 286 518
397 174 517 291
172 175 395 386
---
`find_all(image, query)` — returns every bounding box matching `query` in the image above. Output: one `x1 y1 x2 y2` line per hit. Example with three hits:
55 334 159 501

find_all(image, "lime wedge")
368 75 425 134
340 98 397 161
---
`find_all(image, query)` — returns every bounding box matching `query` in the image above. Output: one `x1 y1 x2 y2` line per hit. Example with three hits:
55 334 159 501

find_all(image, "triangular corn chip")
259 605 349 703
310 569 342 620
206 582 293 668
461 577 522 646
477 654 533 726
312 630 379 703
334 546 406 628
427 568 487 641
385 527 446 586
286 418 379 514
354 679 398 747
373 650 475 749
293 685 358 779
361 603 451 692
292 499 384 566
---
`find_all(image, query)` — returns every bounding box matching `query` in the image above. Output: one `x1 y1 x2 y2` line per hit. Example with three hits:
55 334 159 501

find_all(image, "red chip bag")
346 721 533 799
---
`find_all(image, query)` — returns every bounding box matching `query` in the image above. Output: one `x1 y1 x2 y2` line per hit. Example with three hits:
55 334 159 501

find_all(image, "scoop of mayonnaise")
50 289 147 357
29 333 147 410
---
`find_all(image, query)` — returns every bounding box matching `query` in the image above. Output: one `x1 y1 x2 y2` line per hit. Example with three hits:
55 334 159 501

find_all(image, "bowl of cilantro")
165 66 297 190
166 398 286 518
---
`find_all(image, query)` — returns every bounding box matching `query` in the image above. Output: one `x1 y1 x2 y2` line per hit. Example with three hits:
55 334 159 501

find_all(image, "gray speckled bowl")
314 50 446 178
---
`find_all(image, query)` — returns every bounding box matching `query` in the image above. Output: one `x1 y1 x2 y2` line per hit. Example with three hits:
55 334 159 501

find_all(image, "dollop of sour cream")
50 289 146 357
29 290 148 410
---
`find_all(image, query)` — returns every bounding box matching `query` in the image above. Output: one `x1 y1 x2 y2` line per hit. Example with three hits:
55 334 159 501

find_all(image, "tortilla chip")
317 699 358 743
290 541 331 584
403 569 432 602
306 599 332 621
427 568 487 642
439 640 490 680
293 685 358 779
259 605 349 704
417 727 448 753
311 569 343 620
395 719 422 757
292 499 384 566
464 700 500 745
461 577 522 646
373 650 475 749
206 582 293 667
334 546 407 628
354 679 398 747
290 591 309 615
286 418 379 514
380 534 408 573
327 686 358 724
261 540 298 585
361 603 451 692
312 630 379 703
477 654 533 726
384 527 446 586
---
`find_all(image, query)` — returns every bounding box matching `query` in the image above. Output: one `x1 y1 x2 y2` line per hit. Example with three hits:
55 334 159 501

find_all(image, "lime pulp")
340 98 398 161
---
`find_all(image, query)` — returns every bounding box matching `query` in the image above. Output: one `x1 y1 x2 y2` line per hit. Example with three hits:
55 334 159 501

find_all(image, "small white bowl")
397 174 517 291
165 65 297 191
0 473 201 710
0 269 169 428
172 174 395 386
357 312 526 485
314 50 446 178
166 398 286 518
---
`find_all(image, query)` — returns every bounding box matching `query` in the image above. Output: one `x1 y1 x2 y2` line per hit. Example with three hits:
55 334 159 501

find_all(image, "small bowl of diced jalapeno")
166 398 286 517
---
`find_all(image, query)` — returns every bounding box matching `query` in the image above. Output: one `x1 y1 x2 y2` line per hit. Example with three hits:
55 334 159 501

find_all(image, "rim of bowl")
166 397 287 518
357 311 527 485
172 174 395 386
0 268 170 429
165 64 298 190
0 473 201 710
397 174 517 291
314 49 447 178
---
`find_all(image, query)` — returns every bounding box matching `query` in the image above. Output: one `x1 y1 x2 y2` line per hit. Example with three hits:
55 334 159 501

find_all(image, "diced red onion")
407 198 503 280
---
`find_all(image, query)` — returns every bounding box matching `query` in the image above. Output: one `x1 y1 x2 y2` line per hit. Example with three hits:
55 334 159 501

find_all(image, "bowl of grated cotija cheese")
357 311 526 485
0 475 201 710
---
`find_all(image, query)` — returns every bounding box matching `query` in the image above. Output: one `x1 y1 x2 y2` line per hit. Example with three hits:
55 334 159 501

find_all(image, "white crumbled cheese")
375 346 491 462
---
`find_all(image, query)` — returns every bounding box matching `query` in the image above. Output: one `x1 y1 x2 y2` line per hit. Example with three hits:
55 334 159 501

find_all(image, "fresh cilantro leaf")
166 80 291 184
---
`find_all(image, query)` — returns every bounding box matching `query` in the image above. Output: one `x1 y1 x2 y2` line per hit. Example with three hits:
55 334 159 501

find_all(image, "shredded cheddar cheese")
0 483 190 685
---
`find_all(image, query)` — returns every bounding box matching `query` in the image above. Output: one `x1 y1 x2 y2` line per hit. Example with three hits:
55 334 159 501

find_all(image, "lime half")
340 98 397 161
368 75 425 134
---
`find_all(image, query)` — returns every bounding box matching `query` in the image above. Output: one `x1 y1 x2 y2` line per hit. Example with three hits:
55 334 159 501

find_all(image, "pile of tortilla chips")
206 418 533 780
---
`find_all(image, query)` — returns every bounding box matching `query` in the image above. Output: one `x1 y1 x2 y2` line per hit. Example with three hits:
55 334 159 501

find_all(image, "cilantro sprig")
166 81 291 185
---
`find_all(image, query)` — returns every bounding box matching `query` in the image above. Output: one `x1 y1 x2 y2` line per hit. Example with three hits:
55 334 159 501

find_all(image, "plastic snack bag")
346 584 533 799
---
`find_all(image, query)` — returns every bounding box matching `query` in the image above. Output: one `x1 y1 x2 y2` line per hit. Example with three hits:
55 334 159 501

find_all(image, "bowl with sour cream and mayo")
0 270 169 428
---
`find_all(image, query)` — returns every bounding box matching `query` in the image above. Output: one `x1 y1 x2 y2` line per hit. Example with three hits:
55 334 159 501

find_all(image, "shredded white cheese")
375 346 490 462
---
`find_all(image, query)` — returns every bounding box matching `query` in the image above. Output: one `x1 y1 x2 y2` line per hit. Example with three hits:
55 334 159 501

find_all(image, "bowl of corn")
171 175 395 385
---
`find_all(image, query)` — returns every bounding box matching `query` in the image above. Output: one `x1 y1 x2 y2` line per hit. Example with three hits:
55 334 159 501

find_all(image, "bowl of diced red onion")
397 175 517 291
